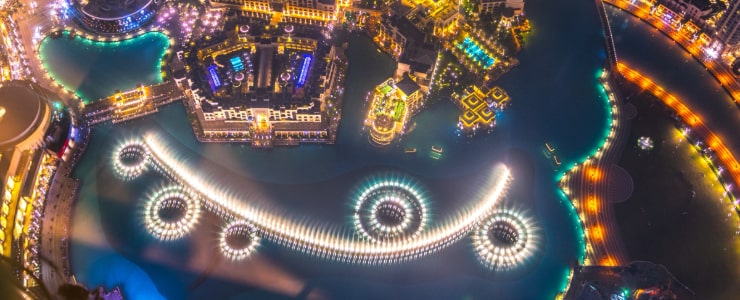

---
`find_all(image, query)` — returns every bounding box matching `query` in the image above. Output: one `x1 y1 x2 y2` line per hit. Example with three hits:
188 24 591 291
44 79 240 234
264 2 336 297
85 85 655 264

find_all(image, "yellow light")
587 167 602 182
590 225 604 242
587 196 599 213
601 256 617 266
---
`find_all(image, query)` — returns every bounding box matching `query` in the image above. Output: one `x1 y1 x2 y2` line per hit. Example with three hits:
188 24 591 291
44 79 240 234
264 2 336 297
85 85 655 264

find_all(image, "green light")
38 30 171 104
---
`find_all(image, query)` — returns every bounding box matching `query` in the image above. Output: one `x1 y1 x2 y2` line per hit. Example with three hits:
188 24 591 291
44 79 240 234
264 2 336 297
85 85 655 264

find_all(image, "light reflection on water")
58 0 616 298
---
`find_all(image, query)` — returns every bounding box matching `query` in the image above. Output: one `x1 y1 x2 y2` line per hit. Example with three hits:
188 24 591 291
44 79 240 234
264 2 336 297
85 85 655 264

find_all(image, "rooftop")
396 73 421 96
0 81 51 148
74 0 155 20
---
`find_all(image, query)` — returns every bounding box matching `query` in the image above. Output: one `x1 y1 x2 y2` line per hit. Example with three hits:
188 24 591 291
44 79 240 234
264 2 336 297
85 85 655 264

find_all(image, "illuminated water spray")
115 134 520 266
143 185 201 241
112 140 150 180
472 208 541 271
220 220 260 261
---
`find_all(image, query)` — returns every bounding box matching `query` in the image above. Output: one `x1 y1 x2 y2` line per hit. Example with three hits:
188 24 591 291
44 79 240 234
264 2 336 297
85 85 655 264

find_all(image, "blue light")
208 65 221 91
230 56 244 72
297 54 312 86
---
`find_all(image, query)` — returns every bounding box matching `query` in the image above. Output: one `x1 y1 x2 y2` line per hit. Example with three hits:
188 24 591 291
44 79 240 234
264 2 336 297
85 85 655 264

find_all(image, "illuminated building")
71 0 159 33
478 0 506 14
454 85 509 135
450 33 499 75
658 0 717 29
365 74 423 145
210 0 340 25
718 0 740 46
375 15 426 60
428 2 460 38
504 0 524 14
394 48 439 92
0 81 71 288
83 81 185 125
189 25 341 146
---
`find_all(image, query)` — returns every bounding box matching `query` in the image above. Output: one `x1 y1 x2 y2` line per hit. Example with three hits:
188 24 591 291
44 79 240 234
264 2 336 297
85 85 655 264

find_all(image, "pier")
83 81 184 125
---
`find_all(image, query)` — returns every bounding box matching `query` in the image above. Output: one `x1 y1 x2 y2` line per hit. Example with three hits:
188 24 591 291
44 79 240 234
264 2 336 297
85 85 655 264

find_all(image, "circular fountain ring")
144 185 201 241
112 141 150 180
353 177 427 243
220 220 260 260
472 209 539 271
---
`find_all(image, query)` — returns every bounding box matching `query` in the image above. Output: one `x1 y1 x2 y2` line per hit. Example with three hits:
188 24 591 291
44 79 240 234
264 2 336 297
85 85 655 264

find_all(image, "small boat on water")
431 146 444 154
553 155 562 166
405 148 417 154
545 142 555 153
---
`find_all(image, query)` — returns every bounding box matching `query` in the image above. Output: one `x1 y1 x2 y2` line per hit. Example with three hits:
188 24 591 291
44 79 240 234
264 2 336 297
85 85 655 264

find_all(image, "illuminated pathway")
617 62 740 213
109 134 525 266
604 0 740 103
560 69 630 267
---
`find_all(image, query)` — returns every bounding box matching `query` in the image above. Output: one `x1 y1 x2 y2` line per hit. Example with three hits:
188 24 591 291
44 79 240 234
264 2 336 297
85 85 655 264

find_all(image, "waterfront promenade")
559 0 630 270
560 69 631 267
84 81 185 125
37 125 92 297
604 0 740 103
616 62 740 213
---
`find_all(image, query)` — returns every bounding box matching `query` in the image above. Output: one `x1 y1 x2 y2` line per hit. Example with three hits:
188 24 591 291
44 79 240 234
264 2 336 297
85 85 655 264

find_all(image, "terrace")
456 37 495 69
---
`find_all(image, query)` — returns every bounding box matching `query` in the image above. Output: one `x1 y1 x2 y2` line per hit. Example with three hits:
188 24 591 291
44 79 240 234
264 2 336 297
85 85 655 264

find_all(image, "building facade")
0 81 71 289
188 26 340 147
719 0 740 46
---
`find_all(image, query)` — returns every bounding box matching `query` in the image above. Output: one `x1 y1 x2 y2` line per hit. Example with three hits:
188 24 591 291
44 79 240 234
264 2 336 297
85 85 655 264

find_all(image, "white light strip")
133 133 511 263
220 220 260 261
143 185 201 241
472 209 540 271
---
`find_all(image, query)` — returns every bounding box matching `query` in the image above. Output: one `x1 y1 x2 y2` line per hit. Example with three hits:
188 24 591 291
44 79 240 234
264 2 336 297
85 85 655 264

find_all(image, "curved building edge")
0 80 85 298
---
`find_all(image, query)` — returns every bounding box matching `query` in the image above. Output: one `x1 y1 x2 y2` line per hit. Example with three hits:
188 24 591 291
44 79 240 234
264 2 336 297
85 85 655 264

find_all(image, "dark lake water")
38 0 633 298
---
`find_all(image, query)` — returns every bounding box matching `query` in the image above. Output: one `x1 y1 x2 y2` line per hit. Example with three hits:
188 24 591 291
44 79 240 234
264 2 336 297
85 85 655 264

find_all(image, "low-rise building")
71 0 159 33
0 81 72 289
365 74 424 145
453 85 509 135
188 25 340 146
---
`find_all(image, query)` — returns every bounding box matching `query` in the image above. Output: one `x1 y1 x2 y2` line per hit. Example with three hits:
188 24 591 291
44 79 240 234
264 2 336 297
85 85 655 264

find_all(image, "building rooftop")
74 0 155 20
388 16 426 47
396 73 421 96
0 81 50 149
389 1 413 17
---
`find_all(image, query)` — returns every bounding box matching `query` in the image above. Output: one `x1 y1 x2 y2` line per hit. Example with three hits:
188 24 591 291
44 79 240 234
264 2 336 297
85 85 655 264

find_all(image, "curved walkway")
604 0 740 103
560 69 630 267
617 62 740 213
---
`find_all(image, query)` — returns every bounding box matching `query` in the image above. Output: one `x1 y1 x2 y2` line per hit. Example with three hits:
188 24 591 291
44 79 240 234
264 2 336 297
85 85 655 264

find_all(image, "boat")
405 148 417 154
553 155 562 166
545 142 555 153
431 146 444 154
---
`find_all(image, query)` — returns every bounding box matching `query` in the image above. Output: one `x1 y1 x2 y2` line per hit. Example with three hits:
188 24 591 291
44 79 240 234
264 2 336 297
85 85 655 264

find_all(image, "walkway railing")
604 0 740 104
